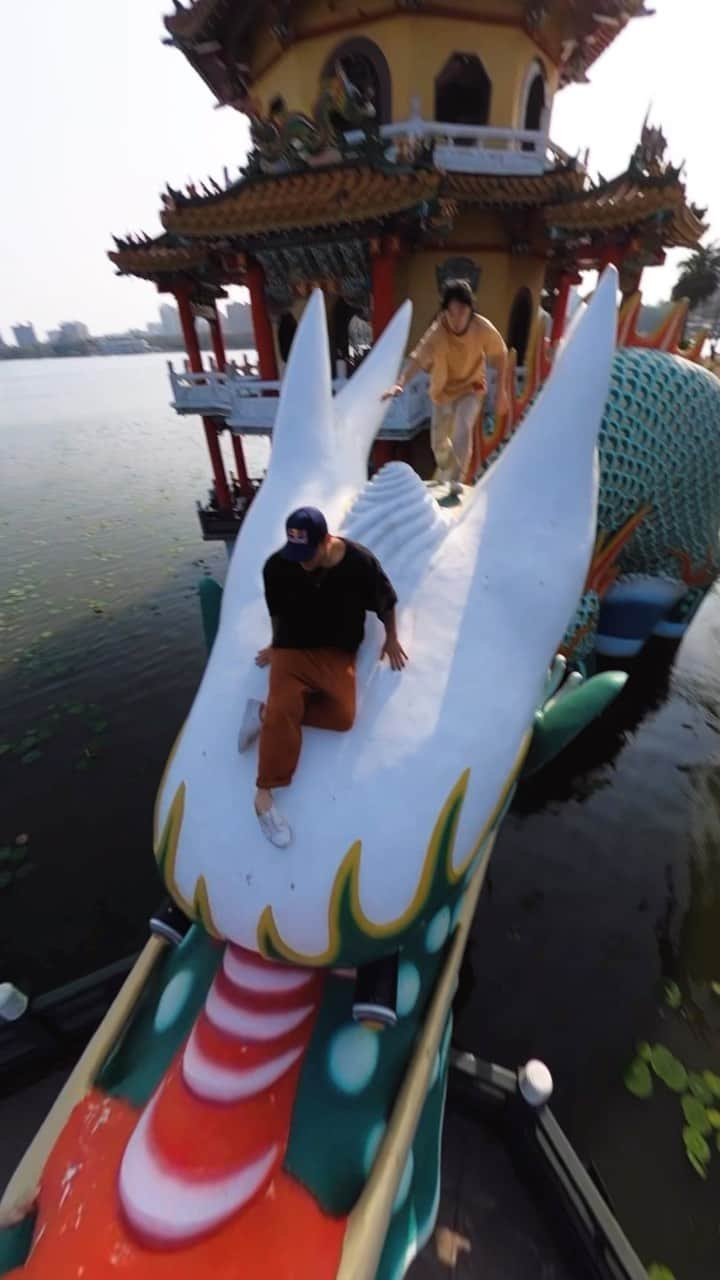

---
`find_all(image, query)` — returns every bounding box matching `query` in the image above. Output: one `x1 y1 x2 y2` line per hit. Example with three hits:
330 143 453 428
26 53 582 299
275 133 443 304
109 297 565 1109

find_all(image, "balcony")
169 365 527 440
168 363 432 439
168 365 233 416
225 374 431 440
345 118 567 178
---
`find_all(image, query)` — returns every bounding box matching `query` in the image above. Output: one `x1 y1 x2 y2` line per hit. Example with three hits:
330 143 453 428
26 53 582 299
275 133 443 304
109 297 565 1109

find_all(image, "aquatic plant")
624 983 720 1184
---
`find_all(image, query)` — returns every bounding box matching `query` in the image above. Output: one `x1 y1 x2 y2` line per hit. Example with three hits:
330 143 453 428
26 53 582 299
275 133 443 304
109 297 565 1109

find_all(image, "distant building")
12 322 37 349
96 334 151 355
56 321 90 343
159 303 181 336
225 301 251 336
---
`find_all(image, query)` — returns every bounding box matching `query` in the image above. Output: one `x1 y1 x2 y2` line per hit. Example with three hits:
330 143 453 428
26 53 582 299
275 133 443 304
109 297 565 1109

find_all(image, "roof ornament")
631 109 670 176
525 2 550 32
244 62 379 175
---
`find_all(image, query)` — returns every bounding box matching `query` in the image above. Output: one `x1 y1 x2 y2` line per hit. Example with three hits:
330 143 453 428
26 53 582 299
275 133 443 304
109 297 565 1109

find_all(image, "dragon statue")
247 63 378 174
1 278 628 1279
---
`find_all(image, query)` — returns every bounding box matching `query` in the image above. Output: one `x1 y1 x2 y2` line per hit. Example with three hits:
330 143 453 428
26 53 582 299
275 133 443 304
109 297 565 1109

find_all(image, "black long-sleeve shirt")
263 539 397 654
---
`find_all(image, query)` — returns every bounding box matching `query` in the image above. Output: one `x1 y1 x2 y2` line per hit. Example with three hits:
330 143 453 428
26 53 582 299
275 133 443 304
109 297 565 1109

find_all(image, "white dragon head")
154 272 618 966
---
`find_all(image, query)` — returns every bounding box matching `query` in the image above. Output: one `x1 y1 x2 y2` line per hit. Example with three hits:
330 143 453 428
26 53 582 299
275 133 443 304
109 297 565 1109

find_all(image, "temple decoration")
245 63 379 174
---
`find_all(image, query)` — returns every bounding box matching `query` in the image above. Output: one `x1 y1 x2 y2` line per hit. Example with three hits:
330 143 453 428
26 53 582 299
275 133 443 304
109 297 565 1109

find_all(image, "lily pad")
687 1072 714 1105
711 981 720 997
20 749 43 765
647 1267 676 1280
664 981 682 1009
0 744 13 757
706 1109 720 1129
650 1045 688 1093
624 1058 653 1099
682 1095 711 1133
685 1152 710 1179
683 1124 710 1166
0 871 14 890
703 1071 720 1098
637 1041 652 1062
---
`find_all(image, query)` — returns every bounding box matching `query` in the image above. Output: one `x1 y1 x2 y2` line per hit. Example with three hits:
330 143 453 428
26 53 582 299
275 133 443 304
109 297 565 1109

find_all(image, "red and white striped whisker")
119 943 325 1248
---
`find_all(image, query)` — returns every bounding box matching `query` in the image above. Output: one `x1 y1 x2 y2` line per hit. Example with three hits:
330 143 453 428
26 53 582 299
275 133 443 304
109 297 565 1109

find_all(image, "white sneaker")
448 480 463 497
256 803 293 849
238 698 263 752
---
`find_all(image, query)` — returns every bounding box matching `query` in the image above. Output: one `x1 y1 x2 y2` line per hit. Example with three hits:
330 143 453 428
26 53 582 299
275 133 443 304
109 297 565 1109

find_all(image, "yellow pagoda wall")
251 4 558 129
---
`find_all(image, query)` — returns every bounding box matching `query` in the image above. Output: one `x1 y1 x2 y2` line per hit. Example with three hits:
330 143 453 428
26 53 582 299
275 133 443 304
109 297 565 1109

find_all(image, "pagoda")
110 0 705 535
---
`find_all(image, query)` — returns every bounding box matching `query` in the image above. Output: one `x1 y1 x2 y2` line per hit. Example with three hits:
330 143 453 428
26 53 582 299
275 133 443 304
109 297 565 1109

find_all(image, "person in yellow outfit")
383 279 509 495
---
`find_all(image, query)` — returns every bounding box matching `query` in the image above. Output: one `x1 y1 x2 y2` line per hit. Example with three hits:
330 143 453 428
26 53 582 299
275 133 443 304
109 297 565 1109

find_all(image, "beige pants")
430 391 484 484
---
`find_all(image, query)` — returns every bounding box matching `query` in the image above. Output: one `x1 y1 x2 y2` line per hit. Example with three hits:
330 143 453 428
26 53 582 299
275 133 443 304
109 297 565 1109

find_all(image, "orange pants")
257 647 357 790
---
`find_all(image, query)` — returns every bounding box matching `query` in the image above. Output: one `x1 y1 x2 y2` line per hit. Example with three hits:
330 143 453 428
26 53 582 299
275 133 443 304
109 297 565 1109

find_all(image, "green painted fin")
97 924 222 1108
198 576 223 654
522 671 627 778
0 1210 36 1276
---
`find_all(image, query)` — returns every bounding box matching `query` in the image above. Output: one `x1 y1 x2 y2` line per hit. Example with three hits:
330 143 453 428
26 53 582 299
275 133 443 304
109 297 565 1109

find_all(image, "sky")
1 0 717 341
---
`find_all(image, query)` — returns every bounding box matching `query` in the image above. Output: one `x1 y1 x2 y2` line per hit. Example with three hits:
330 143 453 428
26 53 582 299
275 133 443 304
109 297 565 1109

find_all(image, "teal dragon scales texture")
568 347 720 660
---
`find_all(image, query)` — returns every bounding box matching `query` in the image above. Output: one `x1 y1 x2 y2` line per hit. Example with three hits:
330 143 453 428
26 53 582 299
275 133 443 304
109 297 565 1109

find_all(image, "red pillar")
246 260 279 381
371 242 398 469
371 246 397 339
176 290 203 373
175 291 232 512
212 302 252 497
209 304 227 372
231 435 251 492
551 274 573 344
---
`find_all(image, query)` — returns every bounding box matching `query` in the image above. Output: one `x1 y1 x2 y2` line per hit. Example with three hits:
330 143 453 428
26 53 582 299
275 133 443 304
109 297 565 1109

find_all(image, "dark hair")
441 278 474 311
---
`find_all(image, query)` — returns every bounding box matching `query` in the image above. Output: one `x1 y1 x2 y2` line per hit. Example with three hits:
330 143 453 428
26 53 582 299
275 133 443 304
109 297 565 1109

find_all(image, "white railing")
169 366 234 415
170 364 528 436
345 118 556 176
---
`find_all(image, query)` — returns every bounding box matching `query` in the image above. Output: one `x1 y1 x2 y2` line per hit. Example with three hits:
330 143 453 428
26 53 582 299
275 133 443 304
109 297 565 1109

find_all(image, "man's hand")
381 383 403 401
255 646 273 668
381 636 408 671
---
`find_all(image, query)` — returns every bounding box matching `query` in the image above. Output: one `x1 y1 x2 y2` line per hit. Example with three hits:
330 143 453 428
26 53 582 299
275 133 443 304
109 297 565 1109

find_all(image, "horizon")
1 0 717 341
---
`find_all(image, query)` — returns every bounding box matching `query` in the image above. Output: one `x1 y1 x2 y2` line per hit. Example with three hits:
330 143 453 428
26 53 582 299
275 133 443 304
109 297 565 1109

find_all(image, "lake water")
1 353 719 1277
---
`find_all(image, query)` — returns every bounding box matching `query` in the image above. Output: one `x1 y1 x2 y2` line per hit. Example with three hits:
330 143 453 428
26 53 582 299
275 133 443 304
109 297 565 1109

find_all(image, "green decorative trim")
522 671 627 778
0 1211 36 1276
198 576 223 654
97 925 221 1108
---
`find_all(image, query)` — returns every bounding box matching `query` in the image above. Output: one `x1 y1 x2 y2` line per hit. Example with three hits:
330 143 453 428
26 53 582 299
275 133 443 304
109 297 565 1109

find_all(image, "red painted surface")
9 1091 346 1280
246 261 279 381
176 290 204 374
231 434 252 494
550 273 580 345
210 305 227 372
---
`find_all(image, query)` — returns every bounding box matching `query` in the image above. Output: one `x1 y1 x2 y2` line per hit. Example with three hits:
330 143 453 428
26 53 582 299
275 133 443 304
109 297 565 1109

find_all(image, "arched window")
519 60 548 149
277 312 297 364
435 53 492 127
322 38 392 126
507 288 533 366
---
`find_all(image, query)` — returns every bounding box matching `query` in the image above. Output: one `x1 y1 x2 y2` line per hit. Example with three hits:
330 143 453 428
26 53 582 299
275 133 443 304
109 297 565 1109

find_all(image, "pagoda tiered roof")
109 141 703 287
162 1 653 107
547 168 705 247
